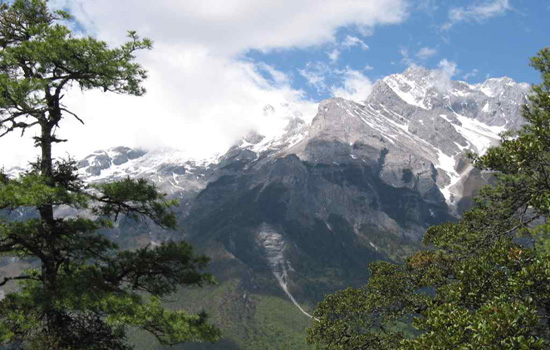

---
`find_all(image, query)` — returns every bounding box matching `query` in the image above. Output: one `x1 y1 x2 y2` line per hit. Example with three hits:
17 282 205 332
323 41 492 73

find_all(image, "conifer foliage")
0 1 219 349
307 48 550 349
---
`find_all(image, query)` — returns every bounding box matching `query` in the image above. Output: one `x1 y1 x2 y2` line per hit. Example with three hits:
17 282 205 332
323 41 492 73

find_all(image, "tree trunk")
40 123 53 179
38 118 62 333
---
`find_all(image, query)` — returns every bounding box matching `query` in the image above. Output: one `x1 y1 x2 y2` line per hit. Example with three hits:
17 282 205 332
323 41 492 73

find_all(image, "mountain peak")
402 64 431 79
474 77 530 98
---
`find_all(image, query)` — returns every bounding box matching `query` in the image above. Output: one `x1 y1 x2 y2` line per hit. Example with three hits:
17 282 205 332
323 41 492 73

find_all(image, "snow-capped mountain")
79 66 528 211
70 67 530 348
77 146 217 195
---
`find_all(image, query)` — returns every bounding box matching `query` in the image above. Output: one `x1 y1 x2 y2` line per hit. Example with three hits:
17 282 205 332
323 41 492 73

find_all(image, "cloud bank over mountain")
1 0 547 167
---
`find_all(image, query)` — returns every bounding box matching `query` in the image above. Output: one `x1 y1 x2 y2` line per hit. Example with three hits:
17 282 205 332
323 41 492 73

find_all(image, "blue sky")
245 0 549 101
1 0 549 166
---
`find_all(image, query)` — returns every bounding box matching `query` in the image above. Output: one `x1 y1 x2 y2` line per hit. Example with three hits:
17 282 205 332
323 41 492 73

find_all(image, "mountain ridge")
3 67 531 349
74 66 529 208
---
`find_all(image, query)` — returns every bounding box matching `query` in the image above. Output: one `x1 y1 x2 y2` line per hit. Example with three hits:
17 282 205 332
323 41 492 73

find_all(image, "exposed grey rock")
242 130 264 145
85 152 111 176
77 159 89 169
112 154 128 166
284 116 305 132
263 104 275 115
127 149 146 159
112 146 131 153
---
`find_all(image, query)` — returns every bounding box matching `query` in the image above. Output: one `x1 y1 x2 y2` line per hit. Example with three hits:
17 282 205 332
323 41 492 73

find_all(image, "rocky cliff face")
72 66 530 349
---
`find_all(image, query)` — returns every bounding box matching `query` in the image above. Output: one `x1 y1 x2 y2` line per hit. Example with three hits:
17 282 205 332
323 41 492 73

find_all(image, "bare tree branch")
0 274 40 287
60 107 84 125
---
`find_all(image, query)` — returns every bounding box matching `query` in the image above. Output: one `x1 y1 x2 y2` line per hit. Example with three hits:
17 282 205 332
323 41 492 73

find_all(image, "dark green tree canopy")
0 1 219 349
307 47 550 349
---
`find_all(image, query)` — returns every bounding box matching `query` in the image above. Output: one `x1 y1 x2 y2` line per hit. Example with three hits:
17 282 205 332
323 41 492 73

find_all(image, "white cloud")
0 0 408 167
299 62 330 93
400 46 439 69
463 68 479 80
256 62 291 85
438 59 458 77
327 49 341 63
442 0 511 30
330 69 373 103
417 0 439 14
415 46 437 60
399 47 413 66
342 35 369 50
53 0 407 55
300 62 374 102
326 35 369 64
431 59 458 92
1 45 317 167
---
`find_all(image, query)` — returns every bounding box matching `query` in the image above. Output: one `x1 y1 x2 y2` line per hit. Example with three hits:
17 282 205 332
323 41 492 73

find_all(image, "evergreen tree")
0 1 219 348
307 47 550 349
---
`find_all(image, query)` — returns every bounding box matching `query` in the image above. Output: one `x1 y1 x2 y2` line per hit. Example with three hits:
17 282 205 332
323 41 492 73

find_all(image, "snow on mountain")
76 146 220 196
5 65 528 213
383 66 433 109
363 66 529 205
75 66 528 210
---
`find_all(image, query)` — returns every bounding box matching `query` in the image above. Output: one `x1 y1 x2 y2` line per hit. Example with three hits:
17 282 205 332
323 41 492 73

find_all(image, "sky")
0 0 549 167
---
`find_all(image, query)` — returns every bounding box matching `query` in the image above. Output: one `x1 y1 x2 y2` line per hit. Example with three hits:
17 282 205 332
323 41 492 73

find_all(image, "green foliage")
133 278 314 350
0 172 88 208
307 47 550 349
0 1 219 349
92 178 178 229
306 287 404 350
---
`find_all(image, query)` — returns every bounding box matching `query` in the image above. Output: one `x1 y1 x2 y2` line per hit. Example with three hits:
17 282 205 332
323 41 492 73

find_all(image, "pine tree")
0 1 219 348
307 47 550 349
